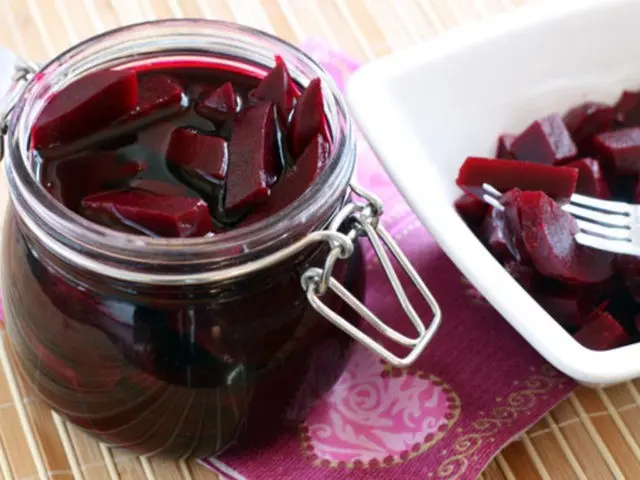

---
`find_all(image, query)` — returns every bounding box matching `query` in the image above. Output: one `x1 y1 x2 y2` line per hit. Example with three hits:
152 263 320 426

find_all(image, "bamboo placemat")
0 0 638 479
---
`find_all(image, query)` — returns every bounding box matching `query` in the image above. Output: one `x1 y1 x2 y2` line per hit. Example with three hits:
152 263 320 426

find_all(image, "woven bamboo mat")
0 0 638 479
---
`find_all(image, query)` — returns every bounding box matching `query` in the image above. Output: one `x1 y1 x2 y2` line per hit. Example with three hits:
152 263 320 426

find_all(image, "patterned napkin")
201 41 576 480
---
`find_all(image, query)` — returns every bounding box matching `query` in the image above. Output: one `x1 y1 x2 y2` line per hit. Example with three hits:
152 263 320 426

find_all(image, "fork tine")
562 203 631 227
570 193 633 214
575 232 640 256
574 219 631 240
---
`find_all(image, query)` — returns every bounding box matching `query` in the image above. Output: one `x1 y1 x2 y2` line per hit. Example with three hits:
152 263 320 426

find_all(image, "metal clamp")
301 184 441 368
0 57 38 161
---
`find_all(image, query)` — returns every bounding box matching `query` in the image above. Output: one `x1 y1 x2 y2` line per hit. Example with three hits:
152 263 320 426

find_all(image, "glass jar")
0 20 440 458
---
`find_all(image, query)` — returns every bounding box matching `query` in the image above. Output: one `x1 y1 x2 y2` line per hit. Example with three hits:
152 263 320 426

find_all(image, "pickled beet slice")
244 135 328 224
225 103 281 212
496 134 516 159
167 128 228 181
32 69 138 149
615 255 640 302
454 194 488 227
250 56 297 119
195 82 238 121
127 74 185 122
516 191 613 283
574 310 629 350
511 114 577 165
503 260 536 290
563 102 615 155
615 90 640 126
456 157 578 201
81 189 212 237
593 127 640 174
289 78 331 158
534 289 591 328
564 158 610 198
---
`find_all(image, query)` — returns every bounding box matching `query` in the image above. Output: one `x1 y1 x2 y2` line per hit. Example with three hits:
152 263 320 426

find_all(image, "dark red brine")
2 47 364 460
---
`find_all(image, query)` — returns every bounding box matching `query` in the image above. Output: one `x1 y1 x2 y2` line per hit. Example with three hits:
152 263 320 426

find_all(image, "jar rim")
5 19 355 270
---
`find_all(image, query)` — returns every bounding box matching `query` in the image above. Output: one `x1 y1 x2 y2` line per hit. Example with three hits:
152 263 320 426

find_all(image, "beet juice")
0 21 368 458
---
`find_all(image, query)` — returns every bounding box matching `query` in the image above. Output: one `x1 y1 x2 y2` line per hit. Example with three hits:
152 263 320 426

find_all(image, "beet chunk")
533 288 592 328
496 134 516 159
250 56 298 120
81 189 212 237
224 103 281 212
454 194 489 227
196 82 238 121
456 157 578 201
245 135 328 224
503 260 536 290
503 190 613 283
574 310 629 350
289 78 331 158
511 114 577 165
32 69 138 149
127 74 185 122
563 102 616 156
167 128 228 181
593 127 640 174
564 158 610 198
615 90 640 126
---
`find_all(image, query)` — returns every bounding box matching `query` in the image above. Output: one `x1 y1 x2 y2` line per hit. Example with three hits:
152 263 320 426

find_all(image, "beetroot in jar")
0 21 438 458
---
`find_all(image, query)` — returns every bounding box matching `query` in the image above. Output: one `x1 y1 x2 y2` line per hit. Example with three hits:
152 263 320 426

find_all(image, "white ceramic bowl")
346 0 640 386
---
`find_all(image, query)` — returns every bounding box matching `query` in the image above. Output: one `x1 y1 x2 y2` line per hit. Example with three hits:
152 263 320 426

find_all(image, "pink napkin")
201 41 576 480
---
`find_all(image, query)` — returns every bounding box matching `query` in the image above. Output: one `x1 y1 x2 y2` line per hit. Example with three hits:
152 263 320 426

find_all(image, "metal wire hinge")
0 58 38 161
301 183 442 368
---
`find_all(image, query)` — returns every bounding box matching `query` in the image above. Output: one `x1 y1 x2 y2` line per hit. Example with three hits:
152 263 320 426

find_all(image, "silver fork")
481 183 640 256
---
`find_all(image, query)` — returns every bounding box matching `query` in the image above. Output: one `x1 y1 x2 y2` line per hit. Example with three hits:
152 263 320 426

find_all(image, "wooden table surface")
0 0 638 479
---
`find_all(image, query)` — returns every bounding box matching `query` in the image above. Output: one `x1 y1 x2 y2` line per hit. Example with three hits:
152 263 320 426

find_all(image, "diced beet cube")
505 190 613 283
45 152 145 210
289 78 331 158
574 310 629 350
615 90 640 126
32 69 138 149
250 56 298 120
80 189 212 237
496 134 516 159
456 157 578 201
563 158 610 198
563 102 615 155
244 135 329 225
225 103 281 212
195 82 238 122
167 128 228 181
481 207 509 260
593 127 640 174
454 194 489 227
127 74 185 122
511 114 577 165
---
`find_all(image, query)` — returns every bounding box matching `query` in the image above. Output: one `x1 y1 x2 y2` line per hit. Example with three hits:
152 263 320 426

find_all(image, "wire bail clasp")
301 183 441 368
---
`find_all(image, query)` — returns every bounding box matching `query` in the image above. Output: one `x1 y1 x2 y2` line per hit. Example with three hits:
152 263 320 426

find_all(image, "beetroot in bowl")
454 93 640 352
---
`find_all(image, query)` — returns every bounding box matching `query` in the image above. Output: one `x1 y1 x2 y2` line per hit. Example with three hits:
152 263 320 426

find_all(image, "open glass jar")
0 20 440 458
